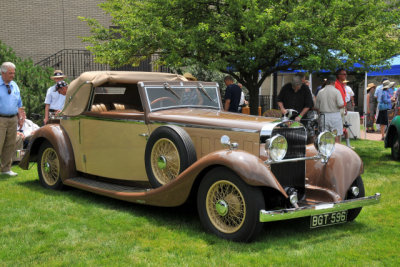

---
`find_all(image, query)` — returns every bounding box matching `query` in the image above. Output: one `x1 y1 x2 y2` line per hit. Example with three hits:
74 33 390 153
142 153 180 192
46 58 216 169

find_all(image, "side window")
89 84 143 112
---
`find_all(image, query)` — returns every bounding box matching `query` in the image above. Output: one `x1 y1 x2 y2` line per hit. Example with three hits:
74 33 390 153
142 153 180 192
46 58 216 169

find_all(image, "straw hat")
382 79 391 86
366 83 376 91
389 81 396 88
51 70 67 80
183 72 197 81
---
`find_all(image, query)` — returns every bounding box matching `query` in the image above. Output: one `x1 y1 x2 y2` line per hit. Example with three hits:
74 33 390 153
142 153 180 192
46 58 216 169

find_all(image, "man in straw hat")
366 83 376 133
43 70 67 124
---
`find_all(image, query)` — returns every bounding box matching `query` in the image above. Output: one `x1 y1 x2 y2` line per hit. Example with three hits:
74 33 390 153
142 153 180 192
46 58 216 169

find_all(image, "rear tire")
37 141 64 190
197 167 265 242
346 176 365 221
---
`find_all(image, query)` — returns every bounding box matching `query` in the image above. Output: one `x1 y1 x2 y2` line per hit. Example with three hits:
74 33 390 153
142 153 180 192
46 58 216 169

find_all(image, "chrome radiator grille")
270 126 307 195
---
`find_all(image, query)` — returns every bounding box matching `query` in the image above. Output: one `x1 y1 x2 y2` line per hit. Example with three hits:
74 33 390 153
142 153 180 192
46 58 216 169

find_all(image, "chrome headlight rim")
315 131 336 158
265 134 288 162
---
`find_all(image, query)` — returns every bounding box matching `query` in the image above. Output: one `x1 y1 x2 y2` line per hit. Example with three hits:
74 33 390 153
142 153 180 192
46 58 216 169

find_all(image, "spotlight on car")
351 186 360 197
265 134 287 162
315 131 335 160
220 135 238 150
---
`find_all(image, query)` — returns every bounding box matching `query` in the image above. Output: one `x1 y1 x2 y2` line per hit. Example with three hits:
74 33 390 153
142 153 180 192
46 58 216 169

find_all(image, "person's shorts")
321 112 343 135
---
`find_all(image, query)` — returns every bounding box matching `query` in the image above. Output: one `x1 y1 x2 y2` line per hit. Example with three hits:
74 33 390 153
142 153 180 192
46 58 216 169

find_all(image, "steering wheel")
150 97 177 107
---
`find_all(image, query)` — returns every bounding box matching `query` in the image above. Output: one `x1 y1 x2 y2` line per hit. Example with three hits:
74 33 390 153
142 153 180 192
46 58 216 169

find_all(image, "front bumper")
260 193 381 222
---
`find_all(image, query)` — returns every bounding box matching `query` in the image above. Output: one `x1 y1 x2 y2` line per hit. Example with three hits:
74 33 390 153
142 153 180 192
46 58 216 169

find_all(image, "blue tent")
368 56 400 76
368 65 400 76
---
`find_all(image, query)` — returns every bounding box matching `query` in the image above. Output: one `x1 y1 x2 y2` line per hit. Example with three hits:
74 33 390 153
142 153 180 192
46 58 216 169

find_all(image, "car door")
80 85 149 181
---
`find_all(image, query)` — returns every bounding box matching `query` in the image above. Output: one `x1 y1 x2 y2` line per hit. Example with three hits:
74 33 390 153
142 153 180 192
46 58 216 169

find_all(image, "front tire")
197 167 265 242
391 133 400 160
346 176 365 221
38 141 64 190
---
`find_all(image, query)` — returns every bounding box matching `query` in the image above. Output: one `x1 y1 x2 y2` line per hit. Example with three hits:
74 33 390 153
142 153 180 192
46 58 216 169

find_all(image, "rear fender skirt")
19 124 76 181
305 143 363 200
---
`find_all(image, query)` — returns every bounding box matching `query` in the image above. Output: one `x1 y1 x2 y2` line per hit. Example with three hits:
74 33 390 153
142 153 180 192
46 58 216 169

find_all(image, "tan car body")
20 71 364 207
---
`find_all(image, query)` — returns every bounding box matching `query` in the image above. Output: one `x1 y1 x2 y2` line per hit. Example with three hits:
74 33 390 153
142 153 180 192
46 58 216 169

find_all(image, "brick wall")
0 0 111 64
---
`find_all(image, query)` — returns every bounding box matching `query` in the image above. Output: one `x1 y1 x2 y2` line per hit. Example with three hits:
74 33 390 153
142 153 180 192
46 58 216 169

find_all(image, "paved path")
358 130 383 141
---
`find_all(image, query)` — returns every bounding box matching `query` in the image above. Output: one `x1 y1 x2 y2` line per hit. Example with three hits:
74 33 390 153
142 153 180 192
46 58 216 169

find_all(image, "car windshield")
145 83 221 111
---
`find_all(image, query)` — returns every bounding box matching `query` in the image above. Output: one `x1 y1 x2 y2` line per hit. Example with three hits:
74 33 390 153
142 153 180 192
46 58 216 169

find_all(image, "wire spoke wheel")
151 138 180 185
145 126 196 188
197 167 265 242
40 147 60 186
206 180 246 233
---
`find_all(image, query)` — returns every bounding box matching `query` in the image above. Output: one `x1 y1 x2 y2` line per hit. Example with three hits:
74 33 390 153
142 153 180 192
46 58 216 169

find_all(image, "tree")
0 41 54 124
81 0 400 114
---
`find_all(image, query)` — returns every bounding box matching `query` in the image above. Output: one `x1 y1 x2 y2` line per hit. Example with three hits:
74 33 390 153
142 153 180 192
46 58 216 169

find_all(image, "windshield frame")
140 81 222 112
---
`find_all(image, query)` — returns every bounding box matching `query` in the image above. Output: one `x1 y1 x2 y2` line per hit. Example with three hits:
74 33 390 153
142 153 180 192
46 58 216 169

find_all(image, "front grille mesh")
270 126 307 195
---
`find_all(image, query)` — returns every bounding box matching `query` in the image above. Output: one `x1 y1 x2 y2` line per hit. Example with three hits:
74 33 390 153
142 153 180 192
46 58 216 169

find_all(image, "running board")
64 177 150 194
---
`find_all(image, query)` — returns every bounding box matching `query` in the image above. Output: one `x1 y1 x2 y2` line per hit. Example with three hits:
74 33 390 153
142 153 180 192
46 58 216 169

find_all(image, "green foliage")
81 0 400 114
0 41 54 125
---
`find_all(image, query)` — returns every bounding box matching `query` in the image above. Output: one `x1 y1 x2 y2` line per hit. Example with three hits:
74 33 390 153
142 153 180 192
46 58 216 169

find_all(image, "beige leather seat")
91 104 100 112
91 103 108 112
113 103 125 110
99 103 108 111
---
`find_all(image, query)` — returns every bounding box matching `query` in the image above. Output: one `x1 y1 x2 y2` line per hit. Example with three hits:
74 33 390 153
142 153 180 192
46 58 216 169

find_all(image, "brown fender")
19 124 77 181
305 143 363 200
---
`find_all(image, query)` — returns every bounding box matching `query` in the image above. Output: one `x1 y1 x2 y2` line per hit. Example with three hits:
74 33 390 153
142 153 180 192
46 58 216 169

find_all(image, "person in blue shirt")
376 83 392 140
0 62 23 176
374 78 390 131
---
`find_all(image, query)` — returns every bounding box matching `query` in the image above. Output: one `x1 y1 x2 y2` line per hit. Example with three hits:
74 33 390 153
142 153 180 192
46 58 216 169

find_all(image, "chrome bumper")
260 193 381 222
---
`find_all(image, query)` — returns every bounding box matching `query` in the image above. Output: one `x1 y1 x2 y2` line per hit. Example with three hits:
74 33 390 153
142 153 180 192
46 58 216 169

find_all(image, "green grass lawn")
1 140 399 266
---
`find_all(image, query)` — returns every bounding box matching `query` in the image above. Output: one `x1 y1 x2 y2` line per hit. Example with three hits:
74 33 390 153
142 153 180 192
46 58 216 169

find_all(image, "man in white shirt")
44 80 68 124
43 70 67 124
343 80 355 111
238 83 248 112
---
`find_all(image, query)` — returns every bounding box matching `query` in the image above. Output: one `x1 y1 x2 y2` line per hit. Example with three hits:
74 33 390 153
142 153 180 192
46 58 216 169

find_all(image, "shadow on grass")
17 178 376 248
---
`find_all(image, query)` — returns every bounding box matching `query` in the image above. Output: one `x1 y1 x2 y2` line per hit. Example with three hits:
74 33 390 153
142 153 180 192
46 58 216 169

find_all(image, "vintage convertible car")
20 71 380 242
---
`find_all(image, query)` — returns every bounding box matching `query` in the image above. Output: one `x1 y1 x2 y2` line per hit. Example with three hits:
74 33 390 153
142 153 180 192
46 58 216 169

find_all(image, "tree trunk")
247 83 260 115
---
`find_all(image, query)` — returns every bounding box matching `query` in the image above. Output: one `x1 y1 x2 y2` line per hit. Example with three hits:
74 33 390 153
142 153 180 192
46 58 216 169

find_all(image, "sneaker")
1 170 18 176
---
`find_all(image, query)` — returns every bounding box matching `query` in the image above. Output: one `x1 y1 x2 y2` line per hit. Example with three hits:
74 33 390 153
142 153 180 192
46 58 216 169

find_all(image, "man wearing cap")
315 75 345 143
43 70 67 124
0 62 23 176
44 80 68 124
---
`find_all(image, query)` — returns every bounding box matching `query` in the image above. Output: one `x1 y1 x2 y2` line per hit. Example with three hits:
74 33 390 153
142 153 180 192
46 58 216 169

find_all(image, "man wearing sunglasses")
0 62 23 176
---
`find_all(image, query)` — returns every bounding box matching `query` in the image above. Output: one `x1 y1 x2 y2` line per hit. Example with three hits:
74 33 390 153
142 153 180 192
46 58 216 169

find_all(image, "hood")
148 109 281 133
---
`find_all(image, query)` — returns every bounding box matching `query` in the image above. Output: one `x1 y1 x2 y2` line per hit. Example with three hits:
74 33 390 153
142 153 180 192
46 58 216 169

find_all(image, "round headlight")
315 131 335 158
265 134 287 161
